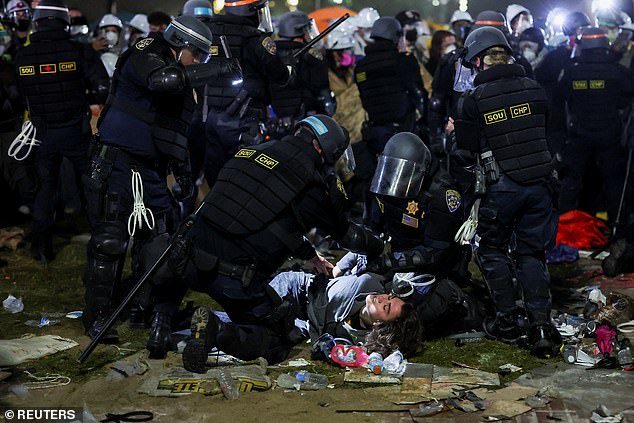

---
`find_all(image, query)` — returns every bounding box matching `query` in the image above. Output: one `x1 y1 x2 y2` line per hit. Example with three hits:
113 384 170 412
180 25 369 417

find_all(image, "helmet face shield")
184 44 212 63
370 155 425 198
335 145 356 181
257 4 273 34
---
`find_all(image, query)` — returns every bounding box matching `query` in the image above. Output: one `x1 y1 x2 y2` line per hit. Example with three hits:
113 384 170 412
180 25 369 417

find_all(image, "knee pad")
89 223 128 258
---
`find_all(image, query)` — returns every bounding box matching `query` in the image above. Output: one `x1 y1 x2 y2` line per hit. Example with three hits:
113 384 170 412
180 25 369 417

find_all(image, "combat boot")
86 314 119 344
30 232 55 263
182 307 223 374
527 322 563 358
146 312 174 359
483 310 528 343
602 238 634 277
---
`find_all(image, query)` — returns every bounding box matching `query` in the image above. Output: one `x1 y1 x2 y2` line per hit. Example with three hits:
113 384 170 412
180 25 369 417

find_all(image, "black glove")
168 236 193 279
219 58 243 82
173 174 194 202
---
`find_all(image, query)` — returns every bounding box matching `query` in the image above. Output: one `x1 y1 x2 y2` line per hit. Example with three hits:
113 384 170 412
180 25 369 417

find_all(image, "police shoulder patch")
135 38 154 51
262 37 277 55
446 189 461 213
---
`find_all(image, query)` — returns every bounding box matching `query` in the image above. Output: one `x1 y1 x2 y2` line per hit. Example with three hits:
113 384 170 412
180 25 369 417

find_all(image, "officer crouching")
453 27 561 357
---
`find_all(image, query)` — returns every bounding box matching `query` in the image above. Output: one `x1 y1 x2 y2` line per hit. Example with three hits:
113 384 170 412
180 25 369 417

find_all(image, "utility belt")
473 150 500 196
217 260 259 288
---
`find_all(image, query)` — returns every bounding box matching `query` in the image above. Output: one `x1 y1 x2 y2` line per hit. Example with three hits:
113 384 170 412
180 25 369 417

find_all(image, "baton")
293 13 350 59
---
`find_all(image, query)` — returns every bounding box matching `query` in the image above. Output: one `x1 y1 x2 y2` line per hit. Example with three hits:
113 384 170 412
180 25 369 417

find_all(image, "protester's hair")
147 11 171 27
430 30 454 60
480 46 510 66
364 303 423 358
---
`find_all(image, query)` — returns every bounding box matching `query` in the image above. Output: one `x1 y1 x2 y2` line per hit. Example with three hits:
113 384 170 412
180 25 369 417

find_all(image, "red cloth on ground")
556 210 609 250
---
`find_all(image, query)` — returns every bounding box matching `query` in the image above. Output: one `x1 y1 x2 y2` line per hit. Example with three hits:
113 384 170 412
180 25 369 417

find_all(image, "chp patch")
255 153 279 169
59 62 76 72
446 189 461 213
135 38 154 50
262 37 277 55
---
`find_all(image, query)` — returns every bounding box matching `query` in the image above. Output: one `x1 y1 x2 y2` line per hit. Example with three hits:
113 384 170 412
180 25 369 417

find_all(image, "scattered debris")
591 404 623 423
498 363 522 374
106 355 149 381
524 395 551 408
24 316 59 328
0 335 78 366
3 294 24 314
410 401 444 417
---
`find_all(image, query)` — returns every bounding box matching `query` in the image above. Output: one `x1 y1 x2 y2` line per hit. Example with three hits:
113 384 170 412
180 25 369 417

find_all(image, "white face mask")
443 44 457 55
522 47 537 62
104 30 119 48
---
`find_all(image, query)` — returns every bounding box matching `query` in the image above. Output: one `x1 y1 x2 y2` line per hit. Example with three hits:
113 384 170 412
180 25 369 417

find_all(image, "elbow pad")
413 88 428 115
429 95 445 114
148 66 187 92
340 223 384 258
382 250 425 272
317 89 336 116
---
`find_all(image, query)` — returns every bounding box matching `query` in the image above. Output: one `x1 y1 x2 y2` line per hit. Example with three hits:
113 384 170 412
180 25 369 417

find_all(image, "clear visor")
307 18 320 40
185 44 212 64
370 155 425 198
257 4 273 34
335 145 356 181
453 57 476 93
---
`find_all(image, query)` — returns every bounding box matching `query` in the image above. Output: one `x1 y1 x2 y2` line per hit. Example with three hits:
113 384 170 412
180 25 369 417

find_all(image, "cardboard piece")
0 335 78 366
343 367 401 384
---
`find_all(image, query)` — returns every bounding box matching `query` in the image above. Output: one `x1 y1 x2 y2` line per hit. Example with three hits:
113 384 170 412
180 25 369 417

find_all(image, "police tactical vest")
355 41 413 125
106 34 195 163
15 29 87 128
566 52 625 139
271 40 320 118
201 137 322 235
377 171 463 251
206 15 267 110
471 71 552 184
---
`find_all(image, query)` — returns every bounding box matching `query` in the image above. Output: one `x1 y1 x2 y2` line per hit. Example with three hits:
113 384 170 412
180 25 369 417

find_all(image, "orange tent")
309 6 357 32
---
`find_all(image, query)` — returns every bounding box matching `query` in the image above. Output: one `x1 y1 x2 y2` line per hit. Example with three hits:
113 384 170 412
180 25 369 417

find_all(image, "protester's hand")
446 116 455 135
309 253 334 276
332 265 343 278
92 36 108 52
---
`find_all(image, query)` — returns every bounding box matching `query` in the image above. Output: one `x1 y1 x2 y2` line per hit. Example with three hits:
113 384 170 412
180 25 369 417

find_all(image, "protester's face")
364 294 404 322
149 23 167 33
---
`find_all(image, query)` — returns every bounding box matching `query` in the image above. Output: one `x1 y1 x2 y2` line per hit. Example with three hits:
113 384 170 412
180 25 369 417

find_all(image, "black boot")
30 232 55 263
483 310 528 343
86 314 119 344
527 322 563 358
182 307 222 373
602 239 634 277
146 312 174 359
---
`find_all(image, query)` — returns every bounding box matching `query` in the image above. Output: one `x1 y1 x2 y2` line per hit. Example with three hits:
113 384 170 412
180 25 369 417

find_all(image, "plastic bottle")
215 368 239 400
367 352 383 375
383 350 404 374
277 370 328 390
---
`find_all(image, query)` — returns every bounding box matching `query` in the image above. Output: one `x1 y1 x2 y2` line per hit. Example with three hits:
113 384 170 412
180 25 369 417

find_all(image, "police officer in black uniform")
13 0 109 261
558 27 634 225
268 11 334 139
363 132 465 277
82 15 240 351
428 11 533 155
454 27 561 357
535 11 591 157
203 0 291 186
355 17 427 157
155 115 383 368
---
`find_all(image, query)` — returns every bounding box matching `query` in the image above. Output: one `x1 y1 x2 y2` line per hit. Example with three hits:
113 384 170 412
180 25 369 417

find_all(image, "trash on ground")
106 355 149 381
3 294 24 314
0 335 78 366
409 401 444 417
277 370 328 390
23 370 71 389
330 344 368 368
65 311 83 319
591 404 623 423
524 395 551 408
7 384 29 398
499 363 522 374
343 366 401 384
24 316 59 328
432 365 500 387
216 368 240 399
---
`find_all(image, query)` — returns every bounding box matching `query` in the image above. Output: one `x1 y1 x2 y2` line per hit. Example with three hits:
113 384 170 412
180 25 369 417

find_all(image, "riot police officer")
155 115 383 367
13 0 109 261
82 15 240 350
355 17 427 157
558 27 634 225
453 27 560 357
202 0 291 186
268 11 334 139
182 0 214 23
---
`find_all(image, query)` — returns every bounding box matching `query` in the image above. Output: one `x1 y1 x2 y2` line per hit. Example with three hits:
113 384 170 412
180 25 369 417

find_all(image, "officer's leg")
598 141 627 223
513 184 561 356
203 111 242 186
558 137 592 214
31 135 63 262
475 180 525 341
83 218 128 342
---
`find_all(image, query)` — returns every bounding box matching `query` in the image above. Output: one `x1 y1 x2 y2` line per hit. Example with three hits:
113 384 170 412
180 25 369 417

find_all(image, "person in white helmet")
506 4 533 53
124 14 149 50
4 0 32 51
449 10 473 47
350 7 379 57
93 14 123 78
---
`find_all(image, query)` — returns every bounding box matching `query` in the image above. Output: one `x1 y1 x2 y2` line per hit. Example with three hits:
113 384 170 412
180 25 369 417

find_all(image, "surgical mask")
522 47 537 62
340 52 355 67
104 30 119 48
443 44 457 55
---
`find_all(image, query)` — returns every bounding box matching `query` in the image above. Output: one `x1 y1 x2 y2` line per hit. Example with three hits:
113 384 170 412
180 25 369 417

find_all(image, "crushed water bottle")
215 368 239 400
367 352 383 375
383 350 404 374
277 370 328 390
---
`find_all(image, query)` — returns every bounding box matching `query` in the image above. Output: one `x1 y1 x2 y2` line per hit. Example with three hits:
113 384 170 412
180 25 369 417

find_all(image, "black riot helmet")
33 0 70 25
295 115 349 165
562 11 591 36
370 132 431 198
278 11 311 39
472 10 509 34
370 17 403 43
164 15 213 62
578 26 609 51
224 0 273 33
182 0 214 21
464 26 512 63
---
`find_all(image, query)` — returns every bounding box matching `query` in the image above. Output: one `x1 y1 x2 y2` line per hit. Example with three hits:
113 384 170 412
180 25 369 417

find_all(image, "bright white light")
286 0 299 6
333 0 343 3
232 79 243 86
432 0 440 6
553 13 566 28
459 0 468 12
592 0 616 12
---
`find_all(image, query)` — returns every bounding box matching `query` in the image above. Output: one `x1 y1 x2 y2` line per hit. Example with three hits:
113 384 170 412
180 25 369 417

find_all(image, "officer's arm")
148 59 240 92
252 36 292 86
80 43 110 103
453 94 481 152
403 54 428 115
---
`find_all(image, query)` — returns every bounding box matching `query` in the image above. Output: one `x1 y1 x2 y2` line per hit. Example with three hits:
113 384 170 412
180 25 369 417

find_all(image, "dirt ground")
1 224 633 422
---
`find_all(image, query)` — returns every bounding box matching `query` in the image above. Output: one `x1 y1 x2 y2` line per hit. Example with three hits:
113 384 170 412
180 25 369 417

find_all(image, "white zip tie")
23 370 71 389
8 120 41 161
455 198 481 244
127 169 154 236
